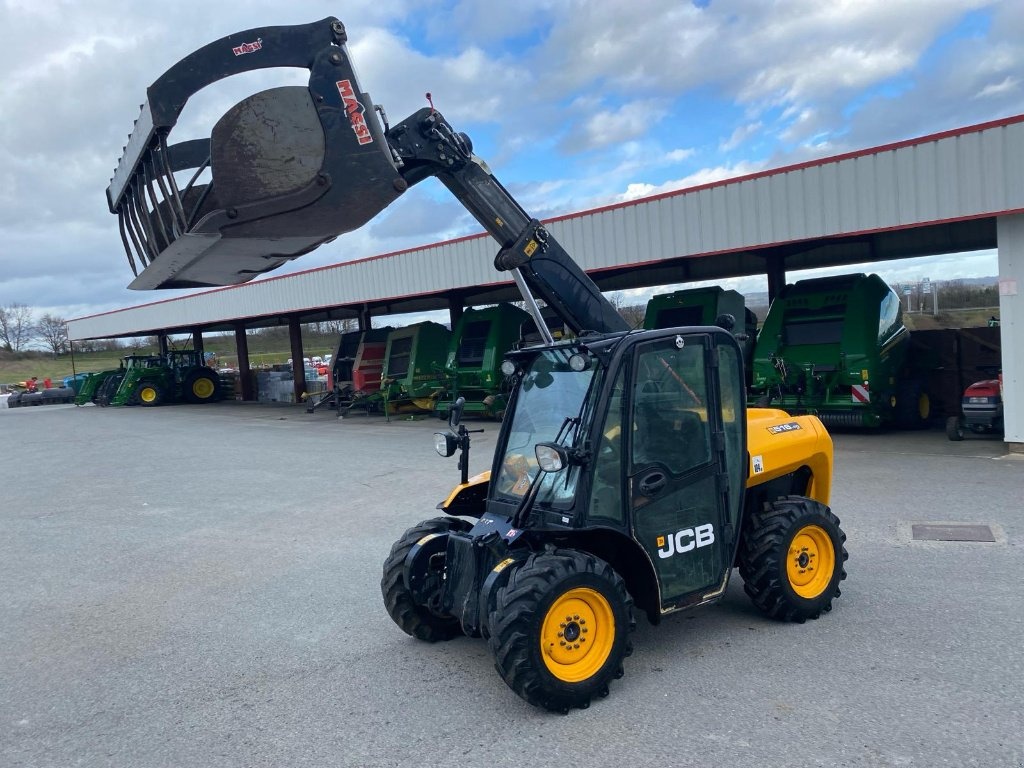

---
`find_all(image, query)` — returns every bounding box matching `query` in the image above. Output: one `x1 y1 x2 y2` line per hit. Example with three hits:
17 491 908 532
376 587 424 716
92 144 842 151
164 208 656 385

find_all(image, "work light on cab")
434 431 458 457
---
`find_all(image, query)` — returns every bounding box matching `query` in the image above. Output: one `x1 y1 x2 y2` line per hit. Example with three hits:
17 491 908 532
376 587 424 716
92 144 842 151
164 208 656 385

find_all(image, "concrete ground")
1 402 1021 768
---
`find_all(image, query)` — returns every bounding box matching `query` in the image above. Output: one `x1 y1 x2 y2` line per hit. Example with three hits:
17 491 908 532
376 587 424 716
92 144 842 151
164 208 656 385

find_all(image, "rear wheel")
381 517 471 642
946 416 965 441
739 496 848 623
134 381 163 407
896 381 930 429
488 550 634 713
185 370 220 404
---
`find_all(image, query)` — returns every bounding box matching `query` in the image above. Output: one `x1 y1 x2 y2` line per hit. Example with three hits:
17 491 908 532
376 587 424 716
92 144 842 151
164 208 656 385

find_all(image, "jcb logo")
656 524 715 559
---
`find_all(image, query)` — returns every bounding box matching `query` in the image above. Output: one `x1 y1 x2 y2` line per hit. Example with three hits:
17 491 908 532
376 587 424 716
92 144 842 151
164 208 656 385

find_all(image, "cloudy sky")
1 0 1022 322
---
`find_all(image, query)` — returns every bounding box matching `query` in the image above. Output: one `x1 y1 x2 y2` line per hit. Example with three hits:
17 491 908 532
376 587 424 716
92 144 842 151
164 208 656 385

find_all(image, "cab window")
631 338 710 475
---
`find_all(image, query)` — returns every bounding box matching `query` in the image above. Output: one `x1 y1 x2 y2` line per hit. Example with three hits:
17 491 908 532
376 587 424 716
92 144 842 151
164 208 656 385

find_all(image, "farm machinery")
305 327 392 415
434 303 529 420
645 286 759 385
75 350 221 407
109 16 848 712
379 321 451 415
946 373 1004 440
5 381 76 407
749 273 930 429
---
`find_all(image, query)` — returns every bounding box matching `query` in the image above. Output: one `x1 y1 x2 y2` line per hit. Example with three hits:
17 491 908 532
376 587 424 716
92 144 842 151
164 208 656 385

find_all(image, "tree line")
0 303 69 355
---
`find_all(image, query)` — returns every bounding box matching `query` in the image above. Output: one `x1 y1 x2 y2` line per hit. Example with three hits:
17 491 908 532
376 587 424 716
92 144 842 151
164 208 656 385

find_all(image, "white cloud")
976 76 1020 99
666 148 695 163
618 160 768 202
720 121 763 152
559 99 669 153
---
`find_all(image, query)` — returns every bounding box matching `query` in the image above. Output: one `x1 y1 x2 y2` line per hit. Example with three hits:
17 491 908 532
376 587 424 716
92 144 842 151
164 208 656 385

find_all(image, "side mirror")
448 396 465 428
535 442 569 473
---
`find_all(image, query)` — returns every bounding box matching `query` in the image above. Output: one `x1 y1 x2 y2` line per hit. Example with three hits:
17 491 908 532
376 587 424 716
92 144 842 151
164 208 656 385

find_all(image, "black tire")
895 381 930 429
381 517 471 642
184 369 220 404
487 549 635 713
134 381 164 407
946 416 965 441
739 495 848 623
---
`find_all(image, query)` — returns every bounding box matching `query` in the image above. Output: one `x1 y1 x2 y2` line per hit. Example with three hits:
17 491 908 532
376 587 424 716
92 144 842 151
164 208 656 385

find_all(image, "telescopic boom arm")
384 108 630 335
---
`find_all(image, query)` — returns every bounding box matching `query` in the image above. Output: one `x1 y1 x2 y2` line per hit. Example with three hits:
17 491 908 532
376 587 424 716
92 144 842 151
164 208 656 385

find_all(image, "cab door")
626 332 744 612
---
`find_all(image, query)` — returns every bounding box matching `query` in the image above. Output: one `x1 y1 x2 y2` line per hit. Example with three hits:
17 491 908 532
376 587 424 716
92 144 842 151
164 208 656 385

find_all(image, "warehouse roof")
67 113 1024 340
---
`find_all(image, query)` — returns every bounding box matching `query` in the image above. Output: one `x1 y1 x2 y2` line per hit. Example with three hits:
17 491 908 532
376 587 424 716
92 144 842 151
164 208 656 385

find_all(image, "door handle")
638 471 667 496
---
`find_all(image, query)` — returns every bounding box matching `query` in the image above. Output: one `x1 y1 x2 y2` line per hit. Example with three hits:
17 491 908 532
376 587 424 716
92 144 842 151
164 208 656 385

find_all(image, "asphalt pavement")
1 402 1021 768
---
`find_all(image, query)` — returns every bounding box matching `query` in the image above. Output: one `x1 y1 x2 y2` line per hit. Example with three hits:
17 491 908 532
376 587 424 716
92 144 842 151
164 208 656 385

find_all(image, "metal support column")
358 306 372 332
765 253 787 306
449 296 464 329
192 330 205 357
288 317 307 403
996 215 1023 451
158 333 169 357
234 324 254 401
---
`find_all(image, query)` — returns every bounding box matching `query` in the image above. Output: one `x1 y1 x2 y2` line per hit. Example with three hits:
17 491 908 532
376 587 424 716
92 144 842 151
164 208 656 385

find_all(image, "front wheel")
134 381 163 407
381 517 470 642
946 416 965 441
488 550 635 713
739 496 848 623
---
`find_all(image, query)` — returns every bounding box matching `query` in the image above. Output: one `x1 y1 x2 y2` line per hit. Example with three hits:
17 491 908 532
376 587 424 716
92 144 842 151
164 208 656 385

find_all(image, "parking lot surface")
2 403 1022 767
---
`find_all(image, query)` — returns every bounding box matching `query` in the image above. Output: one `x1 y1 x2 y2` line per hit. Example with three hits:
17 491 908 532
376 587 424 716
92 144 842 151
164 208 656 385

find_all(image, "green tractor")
76 350 221 407
749 273 929 428
75 355 162 406
435 304 530 420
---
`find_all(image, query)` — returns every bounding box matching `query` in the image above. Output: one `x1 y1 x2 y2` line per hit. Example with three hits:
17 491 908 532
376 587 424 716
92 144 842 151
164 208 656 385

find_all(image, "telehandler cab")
110 16 848 712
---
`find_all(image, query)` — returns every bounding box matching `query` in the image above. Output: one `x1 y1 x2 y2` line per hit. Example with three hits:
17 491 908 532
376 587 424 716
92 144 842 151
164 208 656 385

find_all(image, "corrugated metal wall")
68 117 1024 340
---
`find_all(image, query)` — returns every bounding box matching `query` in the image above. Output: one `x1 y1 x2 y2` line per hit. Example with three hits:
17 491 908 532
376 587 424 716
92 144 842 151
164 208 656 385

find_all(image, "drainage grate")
911 523 996 542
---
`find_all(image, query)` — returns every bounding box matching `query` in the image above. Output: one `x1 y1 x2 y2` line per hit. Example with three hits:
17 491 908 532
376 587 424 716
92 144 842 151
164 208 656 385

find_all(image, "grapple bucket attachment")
107 17 406 289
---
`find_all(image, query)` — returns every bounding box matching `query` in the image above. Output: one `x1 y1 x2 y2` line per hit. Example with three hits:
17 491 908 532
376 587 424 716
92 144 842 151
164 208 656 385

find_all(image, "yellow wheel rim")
540 587 615 682
787 525 835 598
140 387 157 403
193 378 215 399
918 393 930 420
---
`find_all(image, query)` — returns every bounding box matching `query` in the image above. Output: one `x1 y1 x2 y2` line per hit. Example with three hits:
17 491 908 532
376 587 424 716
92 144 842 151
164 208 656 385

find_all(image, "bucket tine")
141 160 170 250
130 181 159 261
124 188 152 266
117 209 140 277
157 134 187 233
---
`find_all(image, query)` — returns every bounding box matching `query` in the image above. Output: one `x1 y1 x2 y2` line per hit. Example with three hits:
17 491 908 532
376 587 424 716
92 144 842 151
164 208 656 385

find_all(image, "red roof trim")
70 113 1024 324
